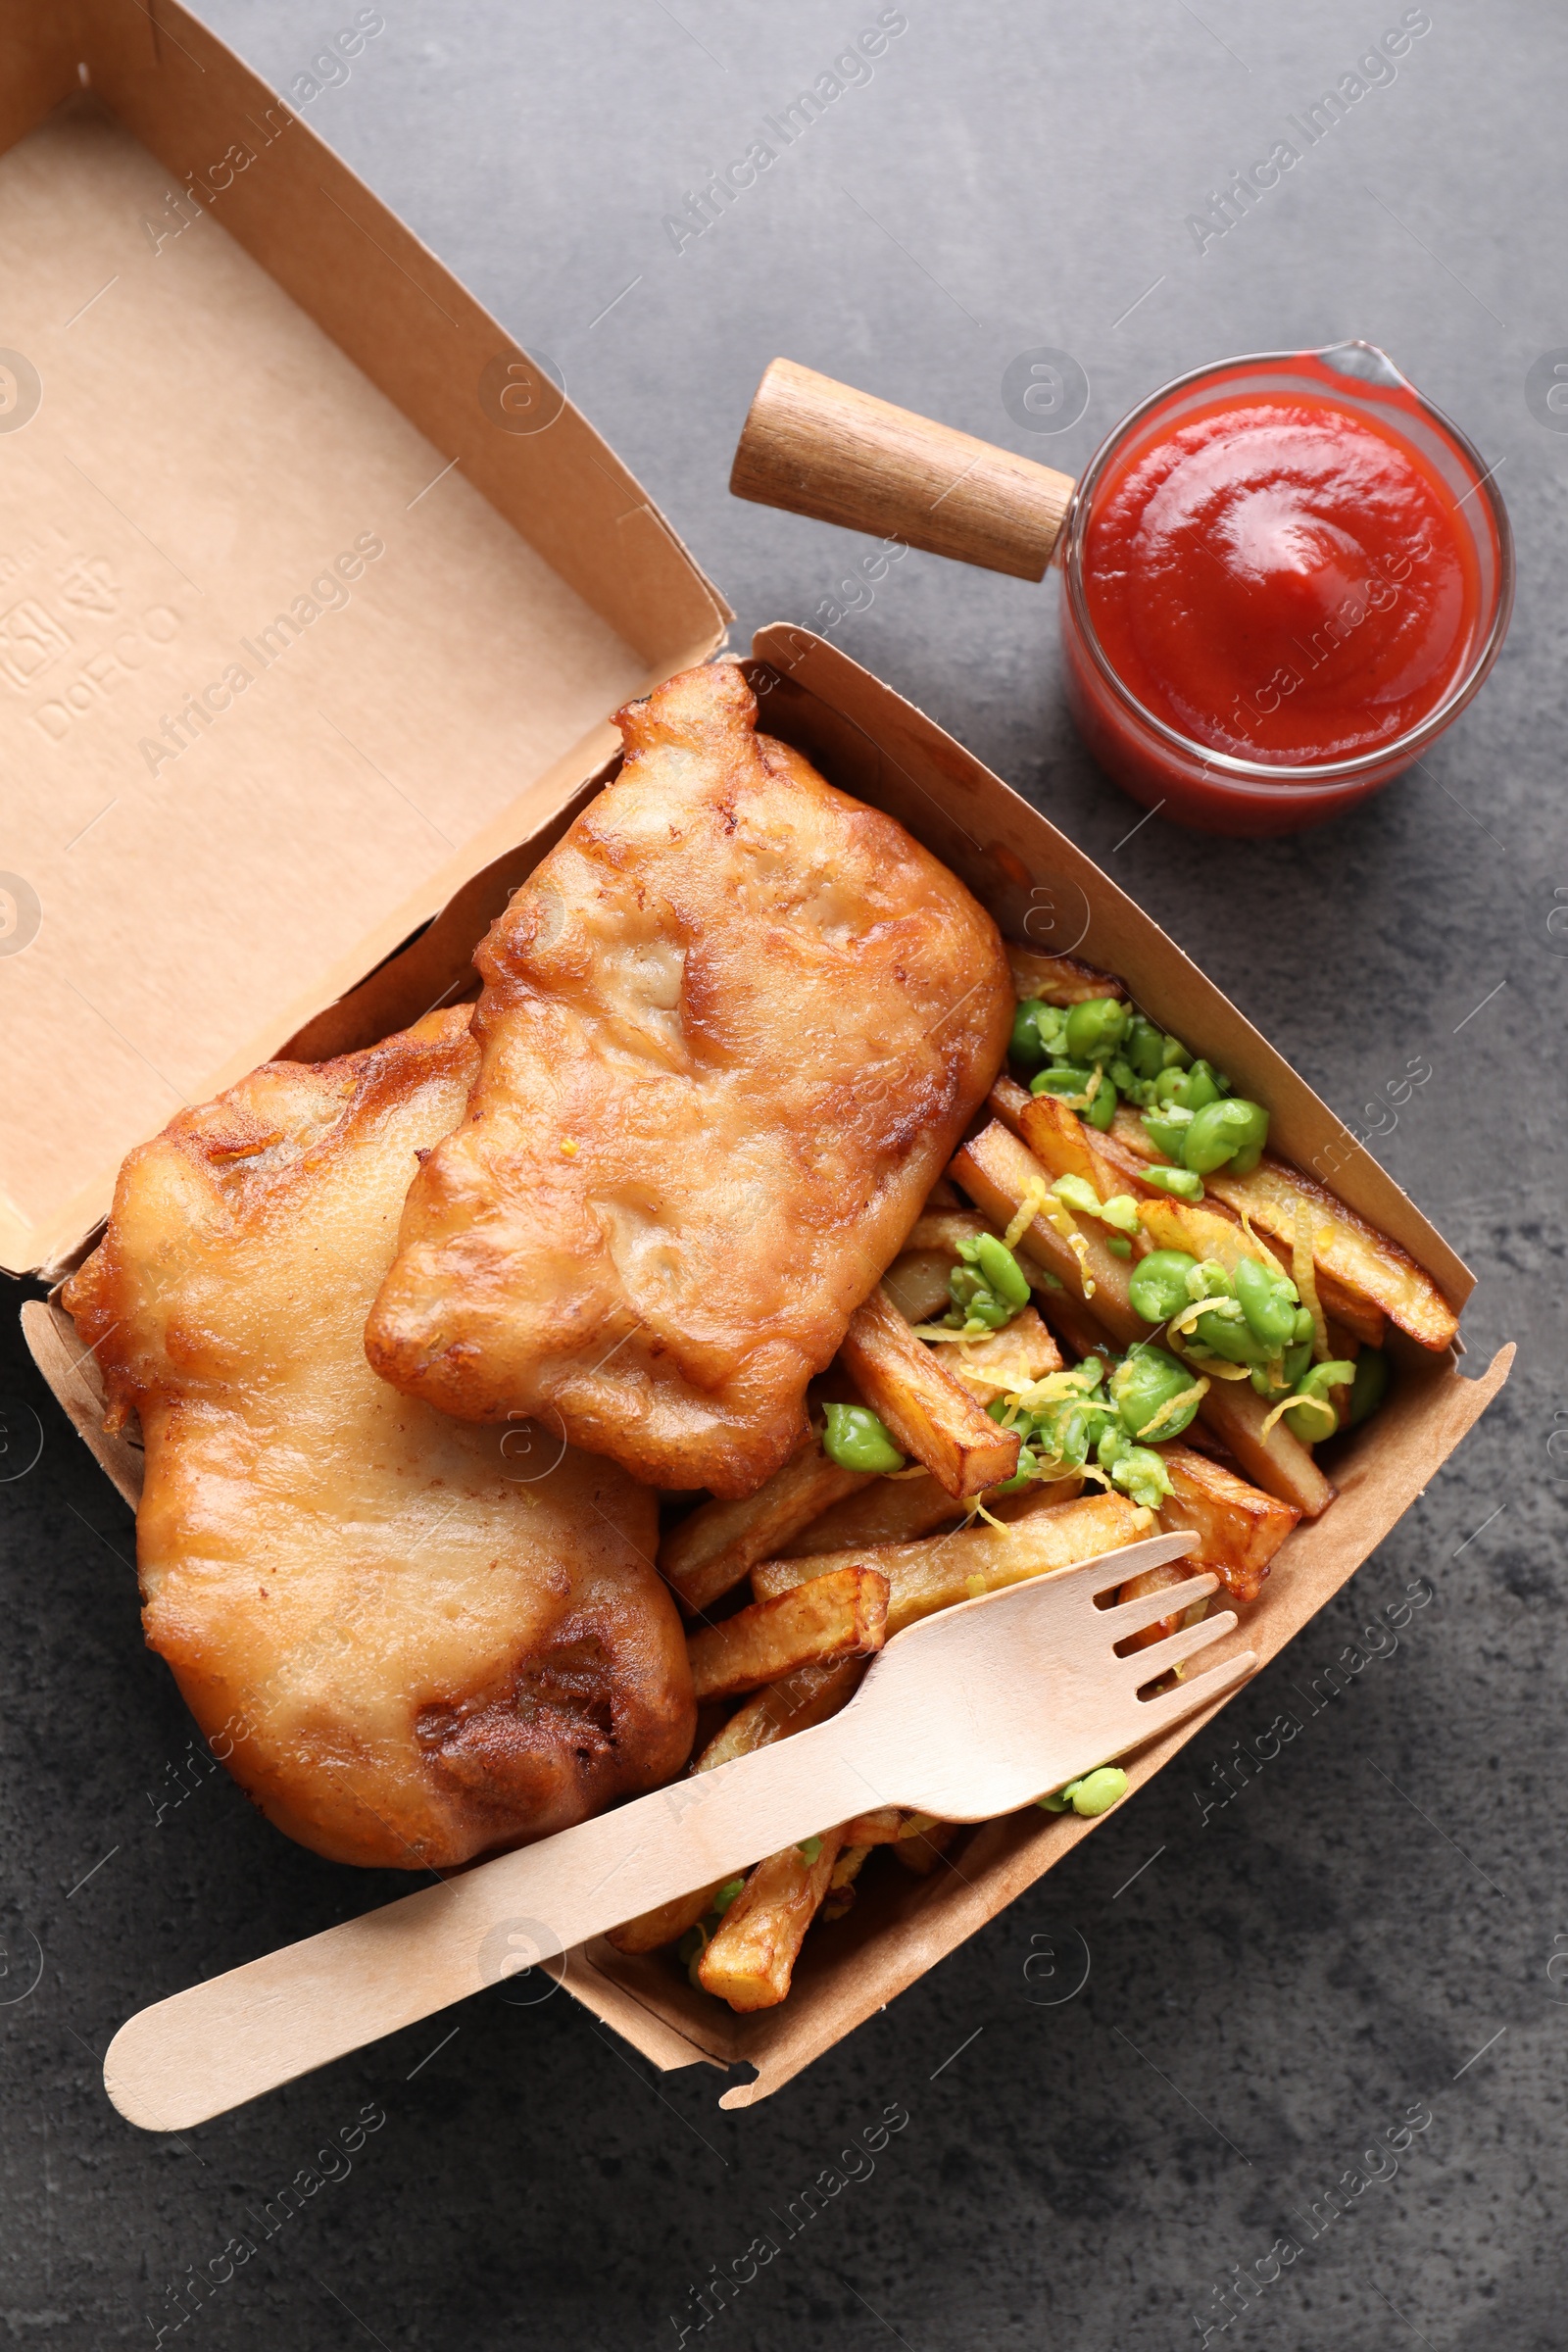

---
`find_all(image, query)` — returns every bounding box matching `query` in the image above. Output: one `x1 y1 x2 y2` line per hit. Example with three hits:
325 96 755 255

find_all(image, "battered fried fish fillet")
62 1009 694 1871
365 662 1012 1497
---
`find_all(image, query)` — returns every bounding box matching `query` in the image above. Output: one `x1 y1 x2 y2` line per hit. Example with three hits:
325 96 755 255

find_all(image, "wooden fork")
103 1529 1250 2130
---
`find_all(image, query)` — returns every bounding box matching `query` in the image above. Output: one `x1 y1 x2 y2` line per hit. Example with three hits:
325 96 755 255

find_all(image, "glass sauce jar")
1057 342 1512 835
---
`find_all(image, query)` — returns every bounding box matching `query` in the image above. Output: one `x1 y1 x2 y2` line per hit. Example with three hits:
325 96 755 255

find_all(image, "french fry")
1136 1195 1284 1283
697 1830 844 2009
1006 946 1126 1004
753 1490 1152 1636
891 1818 956 1874
950 1122 1144 1344
1208 1157 1456 1350
1115 1558 1206 1654
783 1470 967 1557
922 1174 963 1211
1135 1198 1381 1348
991 1474 1087 1522
1108 1106 1419 1350
780 1461 1081 1559
1155 1441 1299 1603
841 1806 945 1847
1198 1377 1334 1518
881 1249 957 1326
660 1435 872 1615
841 1284 1020 1498
606 1656 863 1951
1086 1143 1382 1345
955 1126 1332 1511
1033 1281 1121 1370
694 1655 864 1771
992 1076 1145 1231
686 1566 889 1703
906 1208 994 1254
940 1304 1062 1399
842 1805 905 1845
1021 1092 1102 1187
607 1883 723 1956
821 1841 872 1923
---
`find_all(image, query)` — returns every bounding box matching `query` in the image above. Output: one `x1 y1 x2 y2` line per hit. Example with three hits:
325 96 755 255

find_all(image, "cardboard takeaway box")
8 1 1509 2110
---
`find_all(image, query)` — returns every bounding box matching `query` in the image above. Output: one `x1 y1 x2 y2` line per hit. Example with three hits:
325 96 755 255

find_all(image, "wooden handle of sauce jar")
730 357 1077 581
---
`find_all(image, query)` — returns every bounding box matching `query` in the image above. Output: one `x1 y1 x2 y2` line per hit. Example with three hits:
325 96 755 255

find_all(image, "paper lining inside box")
0 6 727 1279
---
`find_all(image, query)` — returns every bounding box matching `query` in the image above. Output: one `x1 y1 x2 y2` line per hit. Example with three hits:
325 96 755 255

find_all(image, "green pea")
1037 1788 1073 1812
1107 1054 1139 1096
1190 1301 1273 1366
969 1294 1017 1331
1123 1014 1169 1082
1020 992 1053 1067
1064 996 1128 1062
1152 1058 1223 1115
1234 1253 1299 1349
1284 1359 1356 1445
821 1401 906 1474
1128 1249 1199 1323
1051 1173 1102 1217
1292 1306 1316 1346
1068 1766 1128 1816
949 1263 983 1315
1111 1344 1204 1442
1139 1163 1203 1200
1034 1396 1115 1477
992 1443 1039 1496
796 1836 823 1865
1101 1195 1141 1234
1250 1336 1314 1397
949 1263 1016 1329
711 1877 746 1917
1104 1233 1133 1258
1182 1097 1269 1175
1348 1348 1391 1426
1141 1107 1192 1159
1109 1443 1173 1510
975 1232 1031 1308
1030 1063 1094 1103
1187 1259 1234 1300
1086 1071 1118 1130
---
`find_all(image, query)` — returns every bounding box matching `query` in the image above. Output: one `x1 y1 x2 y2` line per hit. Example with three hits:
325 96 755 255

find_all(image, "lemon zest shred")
1136 1377 1209 1438
1004 1177 1051 1252
1166 1295 1242 1344
1260 1387 1337 1441
1037 1191 1097 1298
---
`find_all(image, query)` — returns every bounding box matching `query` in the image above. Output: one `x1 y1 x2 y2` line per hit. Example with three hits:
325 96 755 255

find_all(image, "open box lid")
0 0 730 1280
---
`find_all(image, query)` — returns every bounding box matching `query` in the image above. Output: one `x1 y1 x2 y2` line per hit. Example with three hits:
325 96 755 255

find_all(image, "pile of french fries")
610 946 1458 2013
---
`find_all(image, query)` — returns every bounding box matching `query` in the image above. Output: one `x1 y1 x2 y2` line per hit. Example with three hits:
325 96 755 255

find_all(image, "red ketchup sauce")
1057 350 1509 834
1083 393 1478 763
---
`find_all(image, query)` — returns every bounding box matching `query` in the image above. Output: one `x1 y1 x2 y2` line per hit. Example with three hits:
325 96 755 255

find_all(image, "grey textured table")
3 5 1562 2346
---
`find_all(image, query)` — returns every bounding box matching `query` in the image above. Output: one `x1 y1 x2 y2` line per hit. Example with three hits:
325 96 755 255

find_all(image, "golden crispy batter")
63 1010 693 1871
365 662 1012 1496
